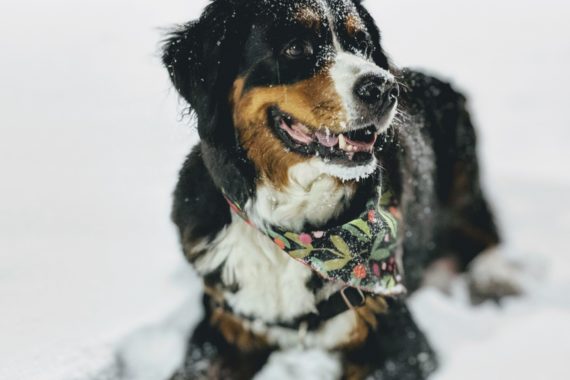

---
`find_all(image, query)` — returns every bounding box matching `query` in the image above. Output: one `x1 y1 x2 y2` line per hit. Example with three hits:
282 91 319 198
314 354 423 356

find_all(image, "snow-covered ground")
0 0 568 379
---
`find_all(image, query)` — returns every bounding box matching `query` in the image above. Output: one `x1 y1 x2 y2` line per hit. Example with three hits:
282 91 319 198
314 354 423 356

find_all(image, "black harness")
210 287 369 331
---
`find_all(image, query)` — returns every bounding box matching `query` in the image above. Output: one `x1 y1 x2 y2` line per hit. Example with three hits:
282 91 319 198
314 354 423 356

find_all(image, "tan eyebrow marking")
295 7 322 29
346 14 365 36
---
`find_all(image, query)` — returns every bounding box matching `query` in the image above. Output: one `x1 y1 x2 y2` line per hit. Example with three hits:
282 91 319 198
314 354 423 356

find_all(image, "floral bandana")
224 181 406 296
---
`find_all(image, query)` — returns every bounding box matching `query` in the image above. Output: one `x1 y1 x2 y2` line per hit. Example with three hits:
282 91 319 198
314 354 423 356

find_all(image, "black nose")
354 75 399 107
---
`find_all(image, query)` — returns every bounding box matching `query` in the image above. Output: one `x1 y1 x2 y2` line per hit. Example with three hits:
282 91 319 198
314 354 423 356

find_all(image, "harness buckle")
340 287 366 310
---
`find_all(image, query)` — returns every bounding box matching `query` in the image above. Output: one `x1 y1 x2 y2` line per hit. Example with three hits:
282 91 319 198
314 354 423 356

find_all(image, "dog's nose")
354 75 399 108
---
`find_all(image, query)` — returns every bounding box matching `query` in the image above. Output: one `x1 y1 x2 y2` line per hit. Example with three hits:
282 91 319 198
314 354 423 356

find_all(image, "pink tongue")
315 131 339 147
280 119 377 152
280 120 314 145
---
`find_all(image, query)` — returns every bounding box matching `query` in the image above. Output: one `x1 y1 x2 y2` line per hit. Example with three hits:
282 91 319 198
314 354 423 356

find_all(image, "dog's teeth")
338 134 347 150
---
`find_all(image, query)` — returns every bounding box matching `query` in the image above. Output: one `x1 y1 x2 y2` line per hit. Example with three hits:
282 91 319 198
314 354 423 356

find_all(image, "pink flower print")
373 263 381 277
299 233 313 245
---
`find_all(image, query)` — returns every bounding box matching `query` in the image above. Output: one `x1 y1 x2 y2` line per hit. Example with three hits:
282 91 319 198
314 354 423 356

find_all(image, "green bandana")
224 180 406 296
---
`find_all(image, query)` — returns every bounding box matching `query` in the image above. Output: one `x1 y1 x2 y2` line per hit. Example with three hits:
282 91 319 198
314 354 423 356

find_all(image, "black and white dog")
162 0 508 378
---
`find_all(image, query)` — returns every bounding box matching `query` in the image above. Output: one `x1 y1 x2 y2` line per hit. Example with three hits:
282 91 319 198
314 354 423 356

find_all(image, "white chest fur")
193 159 362 348
196 217 316 322
249 159 359 231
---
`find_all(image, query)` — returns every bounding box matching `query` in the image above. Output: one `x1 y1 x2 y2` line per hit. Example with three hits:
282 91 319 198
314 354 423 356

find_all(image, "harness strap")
211 287 368 332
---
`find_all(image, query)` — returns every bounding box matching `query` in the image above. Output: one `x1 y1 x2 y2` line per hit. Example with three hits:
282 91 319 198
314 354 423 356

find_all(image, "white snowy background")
1 0 569 379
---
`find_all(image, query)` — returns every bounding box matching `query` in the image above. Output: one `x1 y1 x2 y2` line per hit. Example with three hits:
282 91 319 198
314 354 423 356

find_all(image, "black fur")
397 70 500 291
163 0 499 378
163 0 256 206
170 295 273 380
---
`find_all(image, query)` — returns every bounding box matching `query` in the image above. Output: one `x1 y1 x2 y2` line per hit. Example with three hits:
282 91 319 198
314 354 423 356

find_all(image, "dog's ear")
162 1 242 122
162 20 205 114
162 1 256 204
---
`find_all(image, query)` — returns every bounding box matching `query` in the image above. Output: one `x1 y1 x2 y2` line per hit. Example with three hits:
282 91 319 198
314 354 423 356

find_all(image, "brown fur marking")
337 296 389 350
343 362 372 380
346 14 365 37
231 72 347 189
211 307 271 352
339 297 390 379
296 7 322 30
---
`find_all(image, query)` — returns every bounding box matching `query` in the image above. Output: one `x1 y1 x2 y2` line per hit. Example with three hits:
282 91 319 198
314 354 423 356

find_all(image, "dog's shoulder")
172 145 232 263
399 69 467 112
398 68 478 175
398 68 476 148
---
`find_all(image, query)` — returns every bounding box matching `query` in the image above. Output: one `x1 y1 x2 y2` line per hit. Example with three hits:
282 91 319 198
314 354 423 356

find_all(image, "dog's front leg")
343 300 437 380
170 314 273 380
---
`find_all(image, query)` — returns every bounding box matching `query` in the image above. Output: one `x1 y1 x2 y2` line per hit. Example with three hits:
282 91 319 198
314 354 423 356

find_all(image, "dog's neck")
195 159 382 349
247 158 361 232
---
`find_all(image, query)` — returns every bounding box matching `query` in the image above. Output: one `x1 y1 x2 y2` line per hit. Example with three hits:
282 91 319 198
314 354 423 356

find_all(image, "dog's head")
164 0 397 196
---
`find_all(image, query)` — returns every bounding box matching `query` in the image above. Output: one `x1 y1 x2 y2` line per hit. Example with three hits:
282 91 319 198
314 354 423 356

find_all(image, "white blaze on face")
330 52 395 126
321 0 397 131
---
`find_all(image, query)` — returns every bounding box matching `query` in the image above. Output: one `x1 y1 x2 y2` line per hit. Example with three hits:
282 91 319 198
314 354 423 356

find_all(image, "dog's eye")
283 40 314 59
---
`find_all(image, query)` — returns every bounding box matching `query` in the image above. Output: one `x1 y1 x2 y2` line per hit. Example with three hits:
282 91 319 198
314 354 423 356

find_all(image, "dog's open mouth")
270 108 379 165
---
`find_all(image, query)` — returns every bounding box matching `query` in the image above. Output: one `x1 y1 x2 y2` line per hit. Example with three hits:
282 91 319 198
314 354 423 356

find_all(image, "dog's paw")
422 257 460 294
467 248 525 305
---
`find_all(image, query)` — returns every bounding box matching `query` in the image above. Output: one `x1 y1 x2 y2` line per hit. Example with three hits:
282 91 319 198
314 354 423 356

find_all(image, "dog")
162 0 505 378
